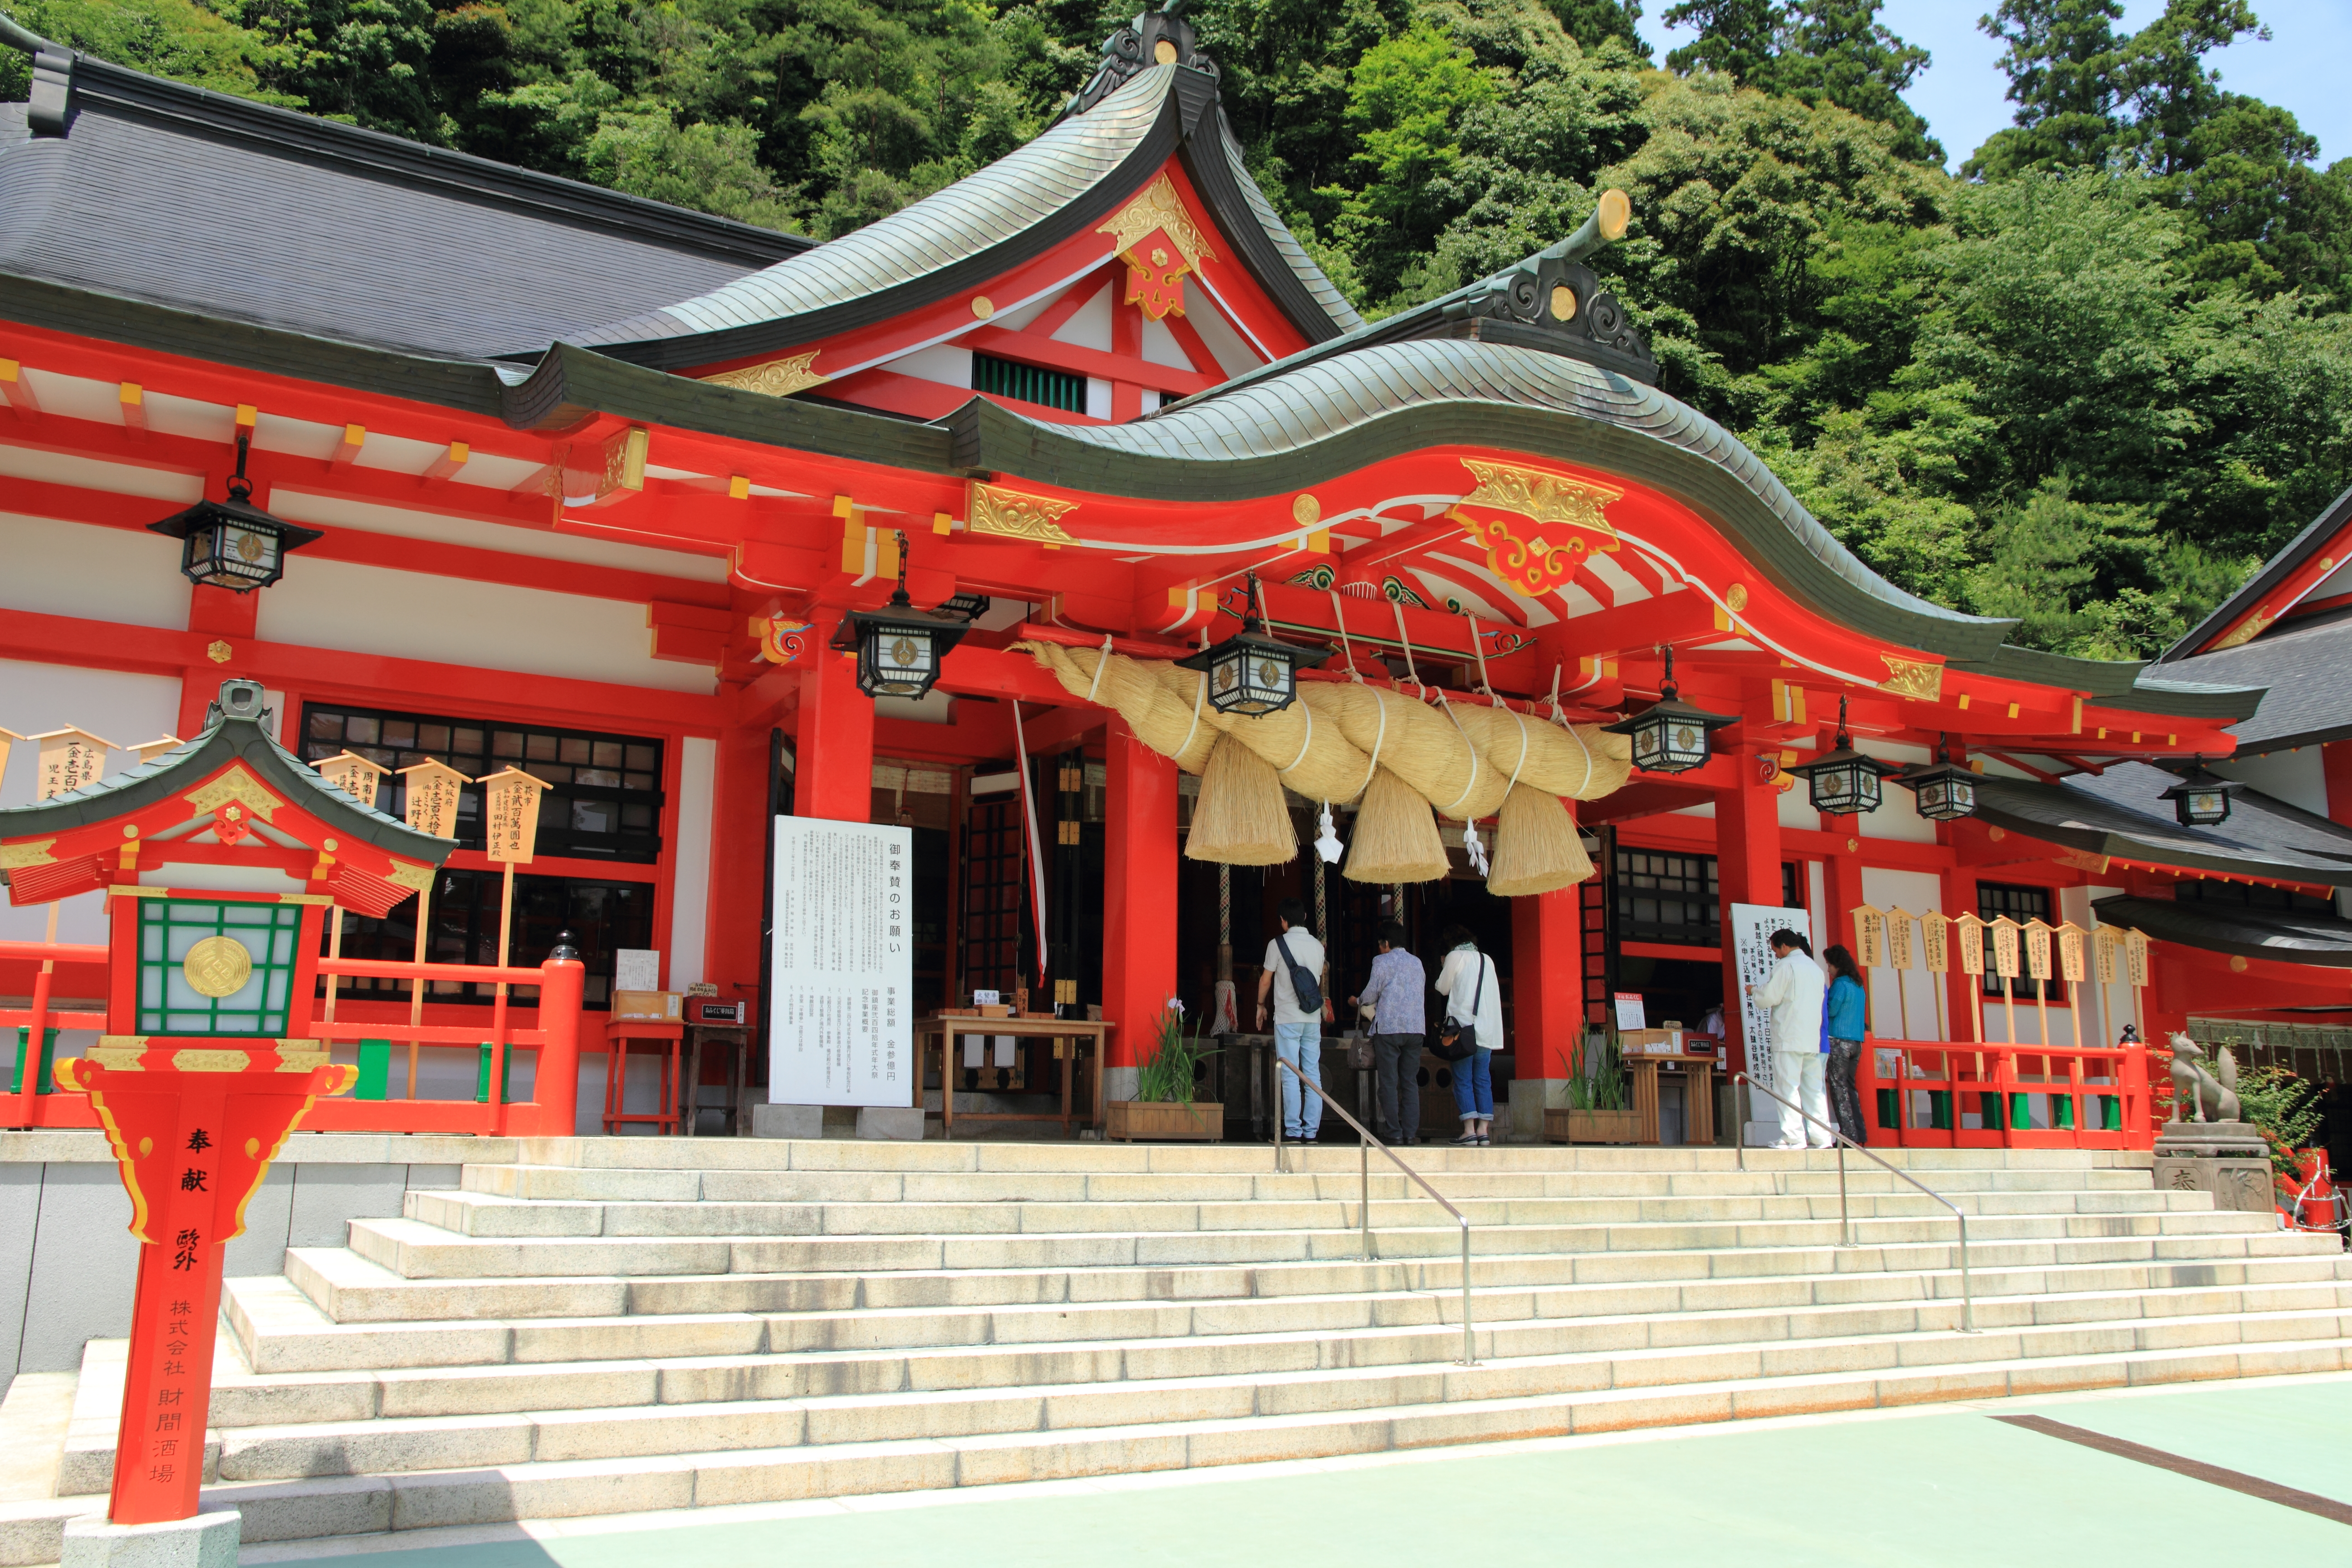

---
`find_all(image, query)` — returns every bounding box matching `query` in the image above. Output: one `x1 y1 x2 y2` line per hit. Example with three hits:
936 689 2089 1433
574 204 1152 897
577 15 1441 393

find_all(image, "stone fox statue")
2164 1031 2242 1123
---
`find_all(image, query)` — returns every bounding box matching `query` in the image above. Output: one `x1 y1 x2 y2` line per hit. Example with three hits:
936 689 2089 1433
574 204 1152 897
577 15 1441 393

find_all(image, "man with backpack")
1255 897 1328 1142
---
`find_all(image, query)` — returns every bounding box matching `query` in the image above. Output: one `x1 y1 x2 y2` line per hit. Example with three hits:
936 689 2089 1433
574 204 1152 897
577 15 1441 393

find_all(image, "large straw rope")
1485 785 1594 897
1020 643 1218 773
1143 663 1372 806
1185 733 1296 865
1448 704 1631 800
1302 682 1508 823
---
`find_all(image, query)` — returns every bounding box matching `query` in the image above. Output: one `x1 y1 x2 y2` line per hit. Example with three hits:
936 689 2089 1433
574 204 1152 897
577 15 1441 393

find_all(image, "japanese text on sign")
480 768 546 864
769 817 913 1108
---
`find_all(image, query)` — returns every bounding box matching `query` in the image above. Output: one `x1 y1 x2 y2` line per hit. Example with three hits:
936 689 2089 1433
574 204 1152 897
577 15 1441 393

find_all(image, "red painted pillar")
705 716 775 991
1101 718 1176 1078
1715 763 1783 1083
1510 885 1581 1083
2324 739 2352 827
797 612 874 824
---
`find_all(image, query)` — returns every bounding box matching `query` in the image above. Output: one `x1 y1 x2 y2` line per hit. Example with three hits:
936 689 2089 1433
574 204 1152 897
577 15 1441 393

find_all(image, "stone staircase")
5 1137 2347 1562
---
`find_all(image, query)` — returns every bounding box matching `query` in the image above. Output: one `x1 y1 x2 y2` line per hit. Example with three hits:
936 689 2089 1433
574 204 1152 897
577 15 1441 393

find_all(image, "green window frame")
972 353 1086 413
137 898 303 1037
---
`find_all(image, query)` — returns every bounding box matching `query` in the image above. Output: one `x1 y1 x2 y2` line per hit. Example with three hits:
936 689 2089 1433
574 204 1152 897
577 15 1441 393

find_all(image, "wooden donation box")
0 681 454 1526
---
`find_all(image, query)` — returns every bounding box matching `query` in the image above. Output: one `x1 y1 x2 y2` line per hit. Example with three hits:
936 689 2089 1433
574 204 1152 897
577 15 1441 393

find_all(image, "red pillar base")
1102 718 1177 1102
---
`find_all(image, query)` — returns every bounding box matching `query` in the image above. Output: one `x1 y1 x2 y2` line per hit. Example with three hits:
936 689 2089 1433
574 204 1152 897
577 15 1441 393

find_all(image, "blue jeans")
1275 1022 1324 1138
1451 1047 1493 1122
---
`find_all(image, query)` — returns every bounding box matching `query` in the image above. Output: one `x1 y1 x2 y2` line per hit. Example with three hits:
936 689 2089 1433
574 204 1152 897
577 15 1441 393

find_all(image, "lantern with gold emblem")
830 532 972 700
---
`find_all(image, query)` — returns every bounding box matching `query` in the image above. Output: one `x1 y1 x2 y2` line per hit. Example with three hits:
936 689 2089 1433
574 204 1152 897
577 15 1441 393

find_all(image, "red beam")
965 326 1218 397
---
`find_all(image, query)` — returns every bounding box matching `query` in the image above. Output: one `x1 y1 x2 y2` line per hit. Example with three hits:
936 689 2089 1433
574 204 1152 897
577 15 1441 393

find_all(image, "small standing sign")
34 726 113 799
477 768 549 1006
2023 918 2055 1048
1884 907 1915 1040
394 760 474 1093
314 753 393 1022
1920 910 1951 1042
1954 912 1988 1046
1612 992 1647 1031
2057 921 2089 1050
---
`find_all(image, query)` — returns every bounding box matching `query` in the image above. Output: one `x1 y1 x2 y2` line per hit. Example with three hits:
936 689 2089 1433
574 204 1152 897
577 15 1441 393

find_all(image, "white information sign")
769 817 913 1107
1730 902 1811 1143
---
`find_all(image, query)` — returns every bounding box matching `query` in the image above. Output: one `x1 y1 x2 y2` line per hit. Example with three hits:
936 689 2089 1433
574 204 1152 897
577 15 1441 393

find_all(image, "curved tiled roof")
572 66 1359 368
2094 894 2352 967
1974 762 2352 886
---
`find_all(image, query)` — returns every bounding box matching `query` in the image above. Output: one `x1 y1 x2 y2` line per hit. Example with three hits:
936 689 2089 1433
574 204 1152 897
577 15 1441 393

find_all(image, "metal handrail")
1270 1052 1477 1367
1737 1072 1976 1333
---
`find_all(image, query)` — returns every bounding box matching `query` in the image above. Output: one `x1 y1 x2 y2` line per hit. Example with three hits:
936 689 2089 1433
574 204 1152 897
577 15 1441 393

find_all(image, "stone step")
456 1162 2165 1205
406 1186 2207 1241
178 1298 2352 1483
223 1256 2352 1391
5 1334 2327 1562
491 1137 2149 1175
283 1232 2352 1326
340 1206 2285 1281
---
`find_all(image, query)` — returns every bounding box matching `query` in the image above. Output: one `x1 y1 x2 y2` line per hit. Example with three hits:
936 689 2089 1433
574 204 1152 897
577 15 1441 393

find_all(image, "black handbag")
1274 931 1323 1014
1436 951 1486 1062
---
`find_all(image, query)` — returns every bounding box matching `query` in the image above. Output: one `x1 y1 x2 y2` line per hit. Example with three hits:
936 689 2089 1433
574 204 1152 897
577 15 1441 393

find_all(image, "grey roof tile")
1974 761 2352 885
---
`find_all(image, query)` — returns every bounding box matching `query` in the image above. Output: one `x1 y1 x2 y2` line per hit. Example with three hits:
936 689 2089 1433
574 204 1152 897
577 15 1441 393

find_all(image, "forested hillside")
8 0 2352 660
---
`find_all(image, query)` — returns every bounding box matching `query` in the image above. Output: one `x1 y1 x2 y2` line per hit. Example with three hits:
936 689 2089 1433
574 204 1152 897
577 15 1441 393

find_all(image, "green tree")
0 0 289 102
1663 0 1938 162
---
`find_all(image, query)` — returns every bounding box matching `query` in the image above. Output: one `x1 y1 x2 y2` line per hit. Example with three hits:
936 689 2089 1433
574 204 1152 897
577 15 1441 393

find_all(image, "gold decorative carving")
1292 494 1320 526
183 934 254 998
2208 612 2269 651
1879 656 1945 701
206 640 232 664
0 839 56 870
171 1049 252 1073
971 296 995 318
1548 284 1576 321
87 1043 149 1069
968 482 1079 547
184 764 284 824
383 861 436 892
605 427 648 493
1725 583 1749 612
1457 458 1621 538
701 351 827 399
1097 174 1215 267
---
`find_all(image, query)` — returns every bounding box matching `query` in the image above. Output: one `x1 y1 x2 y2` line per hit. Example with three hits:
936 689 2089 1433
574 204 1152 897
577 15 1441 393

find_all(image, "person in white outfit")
1748 929 1831 1150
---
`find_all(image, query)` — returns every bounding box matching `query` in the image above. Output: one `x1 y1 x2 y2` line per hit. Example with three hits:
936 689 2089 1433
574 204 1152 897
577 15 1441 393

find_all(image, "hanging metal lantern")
829 534 971 699
936 591 991 622
2159 759 2242 827
1896 735 1978 823
1176 572 1329 715
1792 694 1900 816
1601 645 1736 774
147 430 322 593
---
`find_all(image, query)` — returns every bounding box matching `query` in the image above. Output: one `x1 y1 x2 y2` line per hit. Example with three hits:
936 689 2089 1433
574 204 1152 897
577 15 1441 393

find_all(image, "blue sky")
1635 1 2352 171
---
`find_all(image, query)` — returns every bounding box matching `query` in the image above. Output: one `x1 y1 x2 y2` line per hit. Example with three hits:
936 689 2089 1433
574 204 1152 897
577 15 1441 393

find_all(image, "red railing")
1857 1038 2154 1150
4 940 583 1137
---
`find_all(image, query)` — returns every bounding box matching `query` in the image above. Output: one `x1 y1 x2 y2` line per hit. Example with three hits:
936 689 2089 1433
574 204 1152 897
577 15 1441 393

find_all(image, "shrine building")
5 8 2344 1142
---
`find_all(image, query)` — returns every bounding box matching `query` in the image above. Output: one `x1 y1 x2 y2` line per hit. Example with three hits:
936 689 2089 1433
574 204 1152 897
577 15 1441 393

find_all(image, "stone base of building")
61 1509 239 1568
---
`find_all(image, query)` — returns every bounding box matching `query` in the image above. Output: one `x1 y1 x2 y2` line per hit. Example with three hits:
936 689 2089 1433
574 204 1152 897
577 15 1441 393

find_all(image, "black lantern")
147 430 322 593
1176 573 1329 715
829 534 971 699
1793 695 1901 816
1601 645 1737 774
2159 759 2243 827
1896 735 1977 823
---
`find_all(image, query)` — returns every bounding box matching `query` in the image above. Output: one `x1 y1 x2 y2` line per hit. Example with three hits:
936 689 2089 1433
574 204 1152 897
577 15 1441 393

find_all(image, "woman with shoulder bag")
1823 943 1869 1146
1434 926 1503 1145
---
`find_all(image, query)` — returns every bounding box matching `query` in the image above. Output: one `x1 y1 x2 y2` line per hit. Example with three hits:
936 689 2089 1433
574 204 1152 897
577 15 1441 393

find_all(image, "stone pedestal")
62 1509 239 1568
2152 1121 2274 1214
749 1102 824 1139
856 1107 925 1141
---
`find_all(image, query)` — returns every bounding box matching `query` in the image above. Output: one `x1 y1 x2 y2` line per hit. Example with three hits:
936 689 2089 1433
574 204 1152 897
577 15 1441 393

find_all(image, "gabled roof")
570 64 1362 372
0 34 807 360
0 690 450 865
2151 613 2352 754
1971 761 2352 887
2162 480 2352 662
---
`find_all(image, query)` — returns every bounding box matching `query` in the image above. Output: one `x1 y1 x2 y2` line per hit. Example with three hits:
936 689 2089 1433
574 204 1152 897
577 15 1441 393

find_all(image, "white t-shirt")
1263 928 1327 1025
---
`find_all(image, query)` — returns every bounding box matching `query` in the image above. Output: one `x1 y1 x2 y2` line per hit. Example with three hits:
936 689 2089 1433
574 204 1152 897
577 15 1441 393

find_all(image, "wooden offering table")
1626 1053 1717 1147
916 1014 1114 1137
602 1019 685 1135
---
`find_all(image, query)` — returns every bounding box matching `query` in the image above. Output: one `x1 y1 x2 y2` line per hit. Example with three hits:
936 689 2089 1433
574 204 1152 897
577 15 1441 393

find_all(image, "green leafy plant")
1136 1003 1217 1108
2233 1061 2324 1180
1565 1034 1629 1112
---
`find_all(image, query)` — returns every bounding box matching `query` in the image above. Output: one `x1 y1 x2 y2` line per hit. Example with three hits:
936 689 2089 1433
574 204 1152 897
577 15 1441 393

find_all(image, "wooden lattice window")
138 898 303 1036
973 353 1085 413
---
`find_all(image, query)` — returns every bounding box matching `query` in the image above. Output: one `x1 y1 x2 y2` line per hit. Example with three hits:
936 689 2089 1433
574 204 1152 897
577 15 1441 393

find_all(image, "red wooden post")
798 611 876 823
1101 719 1176 1080
531 954 585 1136
1714 760 1782 1088
1510 884 1582 1085
52 1051 356 1524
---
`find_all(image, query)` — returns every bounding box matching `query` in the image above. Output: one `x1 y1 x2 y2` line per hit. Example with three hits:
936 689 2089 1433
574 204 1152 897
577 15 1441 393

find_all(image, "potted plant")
1105 1002 1224 1142
1546 1033 1637 1144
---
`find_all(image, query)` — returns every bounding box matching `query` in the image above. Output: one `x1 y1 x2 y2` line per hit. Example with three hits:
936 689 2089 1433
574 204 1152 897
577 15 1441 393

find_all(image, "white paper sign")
1612 992 1647 1031
615 949 662 993
1730 902 1811 1136
769 817 913 1107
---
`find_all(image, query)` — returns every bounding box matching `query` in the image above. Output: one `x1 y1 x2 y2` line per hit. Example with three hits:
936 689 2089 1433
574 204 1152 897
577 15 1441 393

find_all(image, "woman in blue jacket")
1822 944 1870 1145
